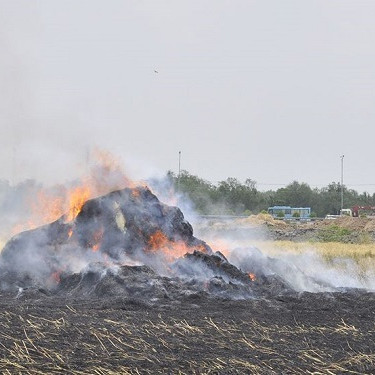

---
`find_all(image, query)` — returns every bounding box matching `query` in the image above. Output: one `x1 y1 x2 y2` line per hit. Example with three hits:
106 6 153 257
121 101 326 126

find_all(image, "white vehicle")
340 208 352 216
325 214 341 220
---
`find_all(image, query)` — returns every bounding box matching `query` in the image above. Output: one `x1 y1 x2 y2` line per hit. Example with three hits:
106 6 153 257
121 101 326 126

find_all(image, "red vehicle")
351 206 375 217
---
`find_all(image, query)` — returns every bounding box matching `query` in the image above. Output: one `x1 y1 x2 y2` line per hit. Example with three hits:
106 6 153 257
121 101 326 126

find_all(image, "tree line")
167 170 375 217
1 175 375 223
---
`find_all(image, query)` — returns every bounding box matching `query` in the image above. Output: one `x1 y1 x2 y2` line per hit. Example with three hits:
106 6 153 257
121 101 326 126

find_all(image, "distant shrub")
292 212 300 218
358 232 372 244
317 225 352 243
243 209 252 216
277 211 285 218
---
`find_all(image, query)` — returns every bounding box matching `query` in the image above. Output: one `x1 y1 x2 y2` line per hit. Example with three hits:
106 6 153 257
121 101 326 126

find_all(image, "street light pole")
340 155 344 212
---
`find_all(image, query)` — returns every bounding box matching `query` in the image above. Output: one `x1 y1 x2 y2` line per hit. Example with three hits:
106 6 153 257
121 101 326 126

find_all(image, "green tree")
165 170 375 217
273 181 314 208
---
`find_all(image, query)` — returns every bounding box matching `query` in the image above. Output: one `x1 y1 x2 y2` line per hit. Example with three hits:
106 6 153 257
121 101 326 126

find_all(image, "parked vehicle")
325 214 341 220
340 208 352 216
352 206 375 217
337 206 375 217
268 206 311 220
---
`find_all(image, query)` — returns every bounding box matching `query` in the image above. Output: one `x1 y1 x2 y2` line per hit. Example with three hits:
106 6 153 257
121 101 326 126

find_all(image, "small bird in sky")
154 69 159 73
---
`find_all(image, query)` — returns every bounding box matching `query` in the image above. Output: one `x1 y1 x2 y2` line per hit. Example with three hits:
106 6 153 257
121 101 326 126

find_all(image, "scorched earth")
0 186 374 374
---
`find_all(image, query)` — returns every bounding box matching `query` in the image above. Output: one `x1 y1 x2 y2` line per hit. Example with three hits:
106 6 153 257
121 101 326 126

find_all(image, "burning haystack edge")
0 186 340 301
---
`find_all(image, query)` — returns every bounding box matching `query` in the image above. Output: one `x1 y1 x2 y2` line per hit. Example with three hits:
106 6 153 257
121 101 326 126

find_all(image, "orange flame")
90 148 142 194
147 230 207 262
65 186 91 222
51 271 61 284
35 191 65 223
92 244 100 252
248 273 256 281
12 185 92 234
205 239 231 258
131 188 141 198
148 230 169 249
90 227 104 252
10 149 141 235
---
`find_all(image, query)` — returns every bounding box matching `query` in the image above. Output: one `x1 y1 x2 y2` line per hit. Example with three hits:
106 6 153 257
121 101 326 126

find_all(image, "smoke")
0 149 145 290
0 149 137 243
1 151 375 298
227 247 361 293
196 218 375 293
0 162 212 293
147 175 199 226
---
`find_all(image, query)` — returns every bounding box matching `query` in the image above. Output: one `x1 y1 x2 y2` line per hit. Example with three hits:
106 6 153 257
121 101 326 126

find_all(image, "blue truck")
267 206 311 220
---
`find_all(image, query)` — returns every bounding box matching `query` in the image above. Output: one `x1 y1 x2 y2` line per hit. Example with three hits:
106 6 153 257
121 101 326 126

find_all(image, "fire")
90 227 104 252
51 271 61 284
148 230 169 249
248 273 256 281
92 244 100 252
147 230 207 262
34 190 65 224
68 228 73 238
206 239 231 258
65 186 91 222
90 148 141 194
10 149 147 235
131 189 141 198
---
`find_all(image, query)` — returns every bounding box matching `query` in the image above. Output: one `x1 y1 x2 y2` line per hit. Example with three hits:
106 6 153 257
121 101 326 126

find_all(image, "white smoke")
1 152 375 296
196 218 375 293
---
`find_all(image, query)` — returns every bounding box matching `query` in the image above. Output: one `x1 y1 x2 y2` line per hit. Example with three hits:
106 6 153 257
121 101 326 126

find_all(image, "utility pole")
177 151 181 192
340 155 344 212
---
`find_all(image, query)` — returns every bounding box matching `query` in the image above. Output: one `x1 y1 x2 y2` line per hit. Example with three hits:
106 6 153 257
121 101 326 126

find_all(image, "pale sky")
1 1 375 192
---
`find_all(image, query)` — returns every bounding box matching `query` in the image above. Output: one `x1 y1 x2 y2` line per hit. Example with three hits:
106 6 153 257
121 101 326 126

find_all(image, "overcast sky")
1 1 375 192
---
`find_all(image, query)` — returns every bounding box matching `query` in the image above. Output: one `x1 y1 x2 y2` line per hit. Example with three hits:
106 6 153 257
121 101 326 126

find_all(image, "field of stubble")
0 291 375 374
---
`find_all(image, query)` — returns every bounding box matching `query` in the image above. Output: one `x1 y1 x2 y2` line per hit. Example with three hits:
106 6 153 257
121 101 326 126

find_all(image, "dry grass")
251 240 375 272
253 240 375 257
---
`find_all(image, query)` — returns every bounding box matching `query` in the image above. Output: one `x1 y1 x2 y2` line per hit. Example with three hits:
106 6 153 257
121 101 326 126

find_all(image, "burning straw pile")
2 178 365 302
0 185 275 301
1 179 375 373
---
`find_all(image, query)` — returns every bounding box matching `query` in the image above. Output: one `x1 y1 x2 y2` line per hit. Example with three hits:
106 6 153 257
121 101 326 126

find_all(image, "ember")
89 227 104 252
148 230 169 250
248 272 256 281
147 230 209 262
50 271 61 284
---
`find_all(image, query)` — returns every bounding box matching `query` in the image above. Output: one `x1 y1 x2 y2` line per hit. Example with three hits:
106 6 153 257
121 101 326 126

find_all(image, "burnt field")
2 187 375 374
1 291 375 374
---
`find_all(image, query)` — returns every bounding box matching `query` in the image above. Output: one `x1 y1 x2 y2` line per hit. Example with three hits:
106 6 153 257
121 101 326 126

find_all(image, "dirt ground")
197 215 375 243
266 216 375 243
1 291 375 374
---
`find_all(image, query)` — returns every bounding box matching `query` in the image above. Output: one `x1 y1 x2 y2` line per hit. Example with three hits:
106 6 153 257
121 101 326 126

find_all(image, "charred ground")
1 188 375 373
1 290 375 374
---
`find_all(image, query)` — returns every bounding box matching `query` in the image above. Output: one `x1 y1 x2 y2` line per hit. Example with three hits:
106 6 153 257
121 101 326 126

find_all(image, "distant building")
268 206 311 219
